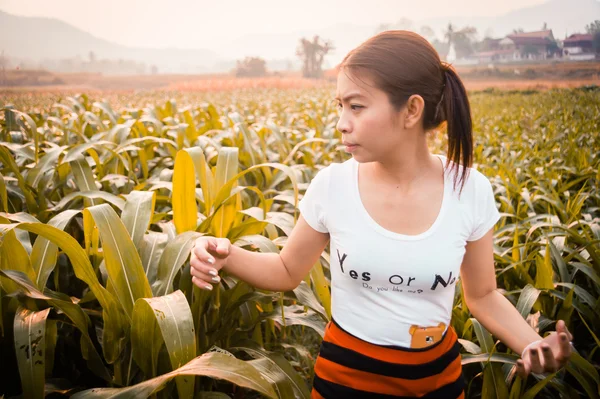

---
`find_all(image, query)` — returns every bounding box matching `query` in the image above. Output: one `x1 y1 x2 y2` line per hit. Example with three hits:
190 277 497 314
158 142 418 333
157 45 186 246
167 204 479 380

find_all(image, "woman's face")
335 70 412 164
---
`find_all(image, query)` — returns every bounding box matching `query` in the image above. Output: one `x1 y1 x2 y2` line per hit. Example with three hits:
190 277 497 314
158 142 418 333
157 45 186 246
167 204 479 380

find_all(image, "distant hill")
216 0 600 67
1 0 598 73
0 10 223 73
417 0 600 41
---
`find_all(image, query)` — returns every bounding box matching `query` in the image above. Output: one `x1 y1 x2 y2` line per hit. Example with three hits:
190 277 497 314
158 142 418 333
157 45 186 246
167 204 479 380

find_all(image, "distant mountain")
217 0 599 67
417 0 599 41
0 10 223 73
1 0 598 74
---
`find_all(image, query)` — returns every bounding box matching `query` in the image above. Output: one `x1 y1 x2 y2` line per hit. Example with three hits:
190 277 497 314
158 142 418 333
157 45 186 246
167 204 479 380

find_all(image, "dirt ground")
1 61 599 93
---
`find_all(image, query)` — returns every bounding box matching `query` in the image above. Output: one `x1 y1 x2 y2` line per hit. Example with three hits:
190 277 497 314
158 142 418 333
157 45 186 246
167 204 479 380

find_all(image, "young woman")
190 30 573 398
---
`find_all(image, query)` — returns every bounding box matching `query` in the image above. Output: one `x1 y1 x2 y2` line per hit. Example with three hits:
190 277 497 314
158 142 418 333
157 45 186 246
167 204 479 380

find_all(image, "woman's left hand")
516 320 573 378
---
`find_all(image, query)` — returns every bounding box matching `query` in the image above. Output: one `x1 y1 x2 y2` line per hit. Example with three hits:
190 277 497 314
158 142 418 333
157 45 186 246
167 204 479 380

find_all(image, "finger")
516 359 528 379
206 239 218 252
529 347 544 374
192 271 221 284
557 320 574 341
557 332 572 363
192 276 214 290
192 246 216 266
190 250 204 267
190 257 219 276
215 239 230 257
190 267 221 284
540 344 557 372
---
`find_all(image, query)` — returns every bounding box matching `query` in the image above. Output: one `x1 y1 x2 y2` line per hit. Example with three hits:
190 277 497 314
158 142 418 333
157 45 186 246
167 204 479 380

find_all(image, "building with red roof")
563 33 596 61
472 29 562 64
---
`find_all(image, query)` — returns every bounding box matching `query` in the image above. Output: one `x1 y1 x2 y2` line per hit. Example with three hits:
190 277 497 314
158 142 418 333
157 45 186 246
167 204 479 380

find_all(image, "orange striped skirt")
311 319 465 398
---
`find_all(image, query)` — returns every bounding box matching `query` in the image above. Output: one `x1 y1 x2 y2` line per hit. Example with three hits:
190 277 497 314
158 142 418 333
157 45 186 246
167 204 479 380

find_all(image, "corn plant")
0 87 599 398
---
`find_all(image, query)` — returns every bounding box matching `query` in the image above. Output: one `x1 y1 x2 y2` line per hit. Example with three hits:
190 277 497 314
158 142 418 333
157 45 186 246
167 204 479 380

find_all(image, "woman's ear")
403 94 425 129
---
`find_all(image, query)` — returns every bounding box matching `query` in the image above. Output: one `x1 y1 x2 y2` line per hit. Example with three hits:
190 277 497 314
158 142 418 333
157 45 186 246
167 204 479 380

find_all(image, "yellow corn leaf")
84 204 152 319
132 290 196 398
72 352 276 399
310 259 331 320
173 149 198 234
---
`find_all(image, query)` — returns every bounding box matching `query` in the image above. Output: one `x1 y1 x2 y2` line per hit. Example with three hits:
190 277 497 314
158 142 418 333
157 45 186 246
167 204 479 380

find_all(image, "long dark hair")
337 30 473 193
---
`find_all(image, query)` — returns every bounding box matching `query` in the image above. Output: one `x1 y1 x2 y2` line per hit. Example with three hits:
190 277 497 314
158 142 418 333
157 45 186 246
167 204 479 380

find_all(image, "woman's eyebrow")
334 93 368 102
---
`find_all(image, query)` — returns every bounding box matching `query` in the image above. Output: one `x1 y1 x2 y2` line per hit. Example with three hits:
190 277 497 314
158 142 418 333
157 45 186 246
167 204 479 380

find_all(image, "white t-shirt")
298 155 500 347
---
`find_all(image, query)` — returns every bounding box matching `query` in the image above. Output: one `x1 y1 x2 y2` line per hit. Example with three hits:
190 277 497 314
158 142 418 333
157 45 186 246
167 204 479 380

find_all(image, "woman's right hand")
190 236 231 290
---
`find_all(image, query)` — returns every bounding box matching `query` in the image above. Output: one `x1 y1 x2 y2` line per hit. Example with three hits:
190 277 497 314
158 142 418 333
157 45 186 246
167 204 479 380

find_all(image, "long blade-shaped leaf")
14 306 51 399
70 156 100 207
49 190 125 212
132 290 196 398
0 222 127 364
461 353 518 366
520 371 560 399
1 269 111 381
0 219 36 294
0 146 38 212
173 149 199 234
30 209 81 289
515 284 541 320
84 204 152 318
212 147 239 237
293 281 328 320
0 171 7 212
72 352 277 399
246 358 295 399
62 141 117 164
266 305 326 337
482 362 510 399
12 109 39 162
121 191 156 249
139 231 168 284
152 231 202 296
232 340 312 399
310 259 331 320
187 147 214 213
211 162 299 221
26 146 65 187
470 318 495 354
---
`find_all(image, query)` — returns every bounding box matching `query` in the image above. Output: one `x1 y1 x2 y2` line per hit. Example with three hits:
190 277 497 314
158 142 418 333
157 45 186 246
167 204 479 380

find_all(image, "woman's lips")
344 143 359 152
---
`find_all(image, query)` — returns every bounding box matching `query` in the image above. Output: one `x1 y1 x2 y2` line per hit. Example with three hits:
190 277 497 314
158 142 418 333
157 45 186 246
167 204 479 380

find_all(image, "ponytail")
440 62 473 194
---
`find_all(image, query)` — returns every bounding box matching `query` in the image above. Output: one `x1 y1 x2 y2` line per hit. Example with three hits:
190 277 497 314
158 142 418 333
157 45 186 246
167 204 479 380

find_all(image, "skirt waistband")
327 318 458 364
312 319 465 398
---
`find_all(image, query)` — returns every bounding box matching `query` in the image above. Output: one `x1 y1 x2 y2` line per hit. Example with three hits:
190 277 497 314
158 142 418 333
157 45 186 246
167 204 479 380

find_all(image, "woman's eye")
336 103 363 111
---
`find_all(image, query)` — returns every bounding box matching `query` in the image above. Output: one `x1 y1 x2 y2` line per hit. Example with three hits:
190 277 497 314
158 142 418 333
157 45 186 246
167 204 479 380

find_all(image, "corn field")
0 86 599 398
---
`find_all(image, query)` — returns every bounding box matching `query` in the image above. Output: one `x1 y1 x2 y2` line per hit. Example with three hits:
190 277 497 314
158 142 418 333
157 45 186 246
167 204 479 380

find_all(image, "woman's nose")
336 114 351 134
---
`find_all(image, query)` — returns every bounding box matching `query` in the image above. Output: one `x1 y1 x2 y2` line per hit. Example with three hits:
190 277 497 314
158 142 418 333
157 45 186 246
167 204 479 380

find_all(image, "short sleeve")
467 173 500 241
298 167 330 233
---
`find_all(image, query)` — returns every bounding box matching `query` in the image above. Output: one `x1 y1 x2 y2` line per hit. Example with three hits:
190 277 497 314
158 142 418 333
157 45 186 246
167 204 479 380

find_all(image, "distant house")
499 30 558 61
563 34 596 61
473 30 559 64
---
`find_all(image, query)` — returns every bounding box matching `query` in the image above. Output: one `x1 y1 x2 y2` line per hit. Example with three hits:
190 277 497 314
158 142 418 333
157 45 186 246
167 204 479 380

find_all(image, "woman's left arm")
460 228 573 378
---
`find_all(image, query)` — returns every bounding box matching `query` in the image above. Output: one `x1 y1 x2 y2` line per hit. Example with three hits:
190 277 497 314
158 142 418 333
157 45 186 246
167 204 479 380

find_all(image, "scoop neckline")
351 154 449 241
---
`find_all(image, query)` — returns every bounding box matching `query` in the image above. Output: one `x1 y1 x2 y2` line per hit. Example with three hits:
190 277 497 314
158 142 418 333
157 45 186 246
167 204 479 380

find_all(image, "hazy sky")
1 0 548 49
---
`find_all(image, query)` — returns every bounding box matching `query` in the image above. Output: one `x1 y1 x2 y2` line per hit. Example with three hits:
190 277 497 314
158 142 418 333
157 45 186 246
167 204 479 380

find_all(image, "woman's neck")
369 143 438 193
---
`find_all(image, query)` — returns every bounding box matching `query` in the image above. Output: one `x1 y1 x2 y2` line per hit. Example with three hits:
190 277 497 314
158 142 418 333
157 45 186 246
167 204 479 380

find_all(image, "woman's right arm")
190 214 330 292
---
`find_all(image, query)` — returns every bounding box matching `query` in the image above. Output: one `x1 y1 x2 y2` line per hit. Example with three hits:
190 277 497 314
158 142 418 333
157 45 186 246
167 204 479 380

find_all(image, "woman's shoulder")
438 154 495 197
302 160 350 191
313 159 353 179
